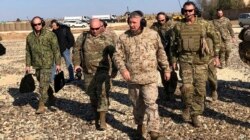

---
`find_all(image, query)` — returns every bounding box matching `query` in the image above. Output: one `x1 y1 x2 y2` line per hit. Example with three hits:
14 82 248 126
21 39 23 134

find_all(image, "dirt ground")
0 22 249 139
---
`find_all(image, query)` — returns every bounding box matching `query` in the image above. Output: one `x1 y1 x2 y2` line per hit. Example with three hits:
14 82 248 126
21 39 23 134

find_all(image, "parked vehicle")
91 14 117 23
64 16 91 23
239 13 250 27
63 20 88 28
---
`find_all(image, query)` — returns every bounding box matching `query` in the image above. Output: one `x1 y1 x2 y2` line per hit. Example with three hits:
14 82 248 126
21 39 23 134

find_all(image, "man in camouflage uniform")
171 2 220 127
113 10 171 140
26 16 61 114
72 18 117 131
151 12 178 101
213 9 236 68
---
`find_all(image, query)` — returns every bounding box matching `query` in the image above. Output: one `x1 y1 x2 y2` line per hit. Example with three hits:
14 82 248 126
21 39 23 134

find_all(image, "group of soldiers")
18 1 246 140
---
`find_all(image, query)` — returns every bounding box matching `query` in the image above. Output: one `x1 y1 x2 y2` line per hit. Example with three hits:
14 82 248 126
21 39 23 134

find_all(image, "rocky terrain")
0 30 249 140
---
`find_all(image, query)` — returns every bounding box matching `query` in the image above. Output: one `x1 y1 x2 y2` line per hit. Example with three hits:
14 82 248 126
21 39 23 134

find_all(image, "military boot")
36 100 45 114
182 107 190 122
137 124 146 138
191 115 201 127
149 131 164 140
211 91 218 101
99 111 107 131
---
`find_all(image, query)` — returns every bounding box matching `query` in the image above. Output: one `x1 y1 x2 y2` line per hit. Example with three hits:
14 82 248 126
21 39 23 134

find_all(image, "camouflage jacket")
150 21 174 47
113 28 170 85
171 18 221 65
72 31 117 75
213 17 234 41
26 29 61 69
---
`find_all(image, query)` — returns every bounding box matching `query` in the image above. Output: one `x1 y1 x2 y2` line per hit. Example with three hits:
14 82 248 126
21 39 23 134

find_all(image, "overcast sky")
0 0 188 21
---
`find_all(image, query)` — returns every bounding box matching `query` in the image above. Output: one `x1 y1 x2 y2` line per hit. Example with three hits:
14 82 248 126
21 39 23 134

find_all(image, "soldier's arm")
156 33 171 73
170 25 179 64
206 22 220 56
112 37 127 73
25 37 31 67
72 33 85 67
50 33 61 66
227 19 235 38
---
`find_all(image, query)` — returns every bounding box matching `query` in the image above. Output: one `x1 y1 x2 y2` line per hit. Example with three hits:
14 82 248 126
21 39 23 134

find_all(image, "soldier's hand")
164 72 171 81
25 66 30 74
172 63 177 71
74 65 82 72
213 56 220 67
56 65 61 72
121 69 131 81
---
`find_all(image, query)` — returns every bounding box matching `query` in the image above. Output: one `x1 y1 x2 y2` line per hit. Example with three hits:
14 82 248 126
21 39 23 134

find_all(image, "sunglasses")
158 19 165 22
184 9 194 13
32 23 42 26
90 26 101 31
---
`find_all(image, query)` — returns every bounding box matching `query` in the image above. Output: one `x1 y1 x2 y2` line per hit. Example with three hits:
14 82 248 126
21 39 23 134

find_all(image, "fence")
0 22 32 32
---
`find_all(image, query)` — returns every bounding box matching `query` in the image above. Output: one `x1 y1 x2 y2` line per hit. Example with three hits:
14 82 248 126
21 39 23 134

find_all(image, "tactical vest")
180 22 202 52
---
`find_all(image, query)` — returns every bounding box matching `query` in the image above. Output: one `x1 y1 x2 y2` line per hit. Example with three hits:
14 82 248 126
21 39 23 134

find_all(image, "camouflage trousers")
207 60 217 92
219 40 232 63
84 70 110 112
128 83 160 133
35 69 53 103
180 62 208 116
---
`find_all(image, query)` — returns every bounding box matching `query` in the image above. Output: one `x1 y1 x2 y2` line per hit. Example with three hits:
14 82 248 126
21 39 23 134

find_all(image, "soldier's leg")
142 83 162 139
191 64 208 127
219 42 226 68
35 69 51 114
84 73 98 124
128 83 146 136
225 41 232 67
179 63 194 122
96 72 111 130
208 61 218 101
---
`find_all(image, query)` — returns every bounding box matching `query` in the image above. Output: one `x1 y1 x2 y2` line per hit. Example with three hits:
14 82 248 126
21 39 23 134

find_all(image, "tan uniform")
113 28 170 133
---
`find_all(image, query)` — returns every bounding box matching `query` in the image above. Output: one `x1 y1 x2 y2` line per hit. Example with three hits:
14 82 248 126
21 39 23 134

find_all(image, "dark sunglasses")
184 9 194 13
158 19 165 22
32 23 42 26
90 26 101 31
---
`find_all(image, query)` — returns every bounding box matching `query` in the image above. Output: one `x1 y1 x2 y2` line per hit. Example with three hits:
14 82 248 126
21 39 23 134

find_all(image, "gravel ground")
0 37 249 140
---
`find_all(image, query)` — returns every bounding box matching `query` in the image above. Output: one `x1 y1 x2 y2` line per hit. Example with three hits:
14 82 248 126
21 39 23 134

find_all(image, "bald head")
90 18 102 36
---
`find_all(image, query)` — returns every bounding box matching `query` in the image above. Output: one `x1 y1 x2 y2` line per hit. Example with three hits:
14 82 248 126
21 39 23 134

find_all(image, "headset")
30 16 45 29
156 12 169 22
127 10 147 27
181 1 201 16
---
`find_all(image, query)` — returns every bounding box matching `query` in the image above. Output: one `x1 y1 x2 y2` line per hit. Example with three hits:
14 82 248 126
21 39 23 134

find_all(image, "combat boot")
191 115 201 127
99 111 107 131
149 131 164 140
211 91 218 101
182 107 190 122
137 124 146 137
36 101 45 114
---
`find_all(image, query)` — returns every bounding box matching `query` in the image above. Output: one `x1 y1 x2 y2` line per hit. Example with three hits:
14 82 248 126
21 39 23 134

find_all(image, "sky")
0 0 188 21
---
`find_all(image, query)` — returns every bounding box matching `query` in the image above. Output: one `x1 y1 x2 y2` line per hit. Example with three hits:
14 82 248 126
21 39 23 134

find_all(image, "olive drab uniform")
72 30 117 129
238 26 250 66
151 20 178 100
213 17 235 67
26 29 61 106
113 28 171 134
171 18 220 124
